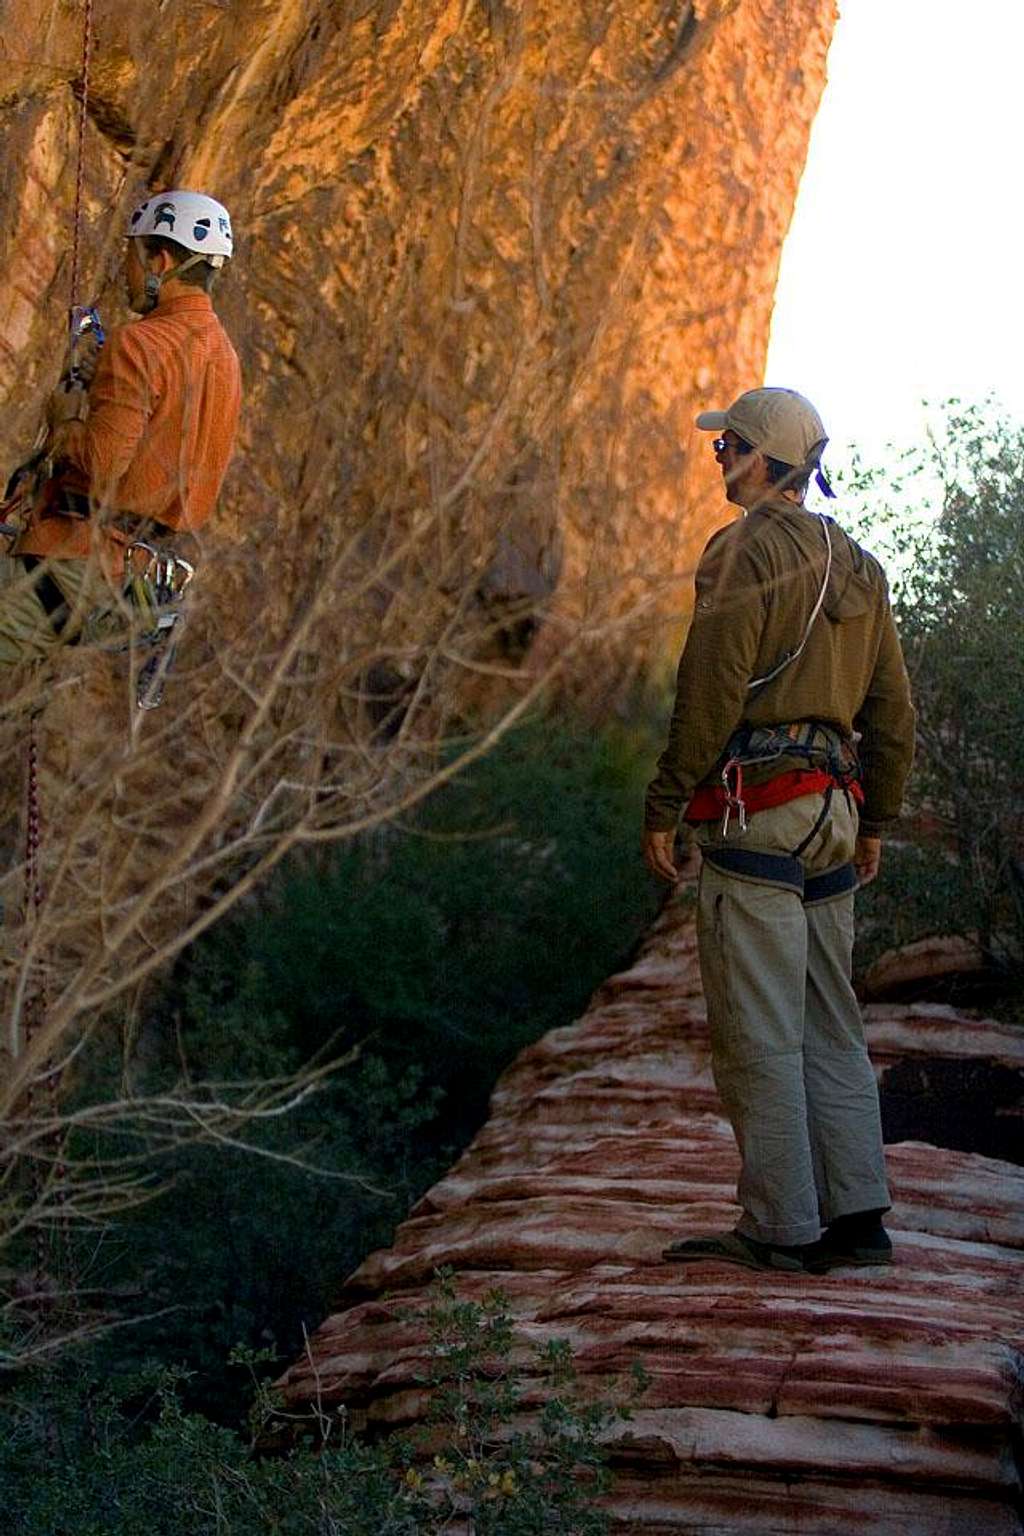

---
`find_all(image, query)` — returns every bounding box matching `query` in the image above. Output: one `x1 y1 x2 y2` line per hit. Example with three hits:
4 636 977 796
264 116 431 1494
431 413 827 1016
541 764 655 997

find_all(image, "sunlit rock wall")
0 0 836 686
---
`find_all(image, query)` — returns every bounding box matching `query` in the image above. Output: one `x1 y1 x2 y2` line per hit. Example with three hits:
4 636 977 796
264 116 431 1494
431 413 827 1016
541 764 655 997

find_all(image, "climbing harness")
704 512 846 840
713 721 861 841
701 843 858 905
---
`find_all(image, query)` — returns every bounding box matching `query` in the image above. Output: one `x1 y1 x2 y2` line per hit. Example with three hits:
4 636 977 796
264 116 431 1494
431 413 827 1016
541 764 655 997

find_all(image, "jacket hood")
753 502 877 621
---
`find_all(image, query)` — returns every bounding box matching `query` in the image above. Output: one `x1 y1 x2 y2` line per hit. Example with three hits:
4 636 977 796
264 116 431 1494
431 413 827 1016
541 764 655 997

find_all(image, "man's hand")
642 827 679 882
46 378 89 433
854 835 882 887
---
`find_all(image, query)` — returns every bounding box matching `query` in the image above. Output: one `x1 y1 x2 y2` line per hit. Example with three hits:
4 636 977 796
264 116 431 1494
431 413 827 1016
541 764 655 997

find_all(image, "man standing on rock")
0 189 241 664
642 387 914 1274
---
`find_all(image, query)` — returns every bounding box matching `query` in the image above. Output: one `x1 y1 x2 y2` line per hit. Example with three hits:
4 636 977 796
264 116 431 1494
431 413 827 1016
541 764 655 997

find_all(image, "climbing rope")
22 712 55 1283
22 0 96 908
24 715 43 930
19 0 96 1299
68 0 95 314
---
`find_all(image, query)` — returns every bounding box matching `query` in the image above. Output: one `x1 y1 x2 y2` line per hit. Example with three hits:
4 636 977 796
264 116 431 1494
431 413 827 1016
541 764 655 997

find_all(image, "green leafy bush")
845 405 1024 992
180 710 662 1106
2 1276 644 1535
853 842 967 978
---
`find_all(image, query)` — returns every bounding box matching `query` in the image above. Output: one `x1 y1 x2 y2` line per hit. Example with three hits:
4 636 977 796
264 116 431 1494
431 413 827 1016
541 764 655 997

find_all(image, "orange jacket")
17 293 241 564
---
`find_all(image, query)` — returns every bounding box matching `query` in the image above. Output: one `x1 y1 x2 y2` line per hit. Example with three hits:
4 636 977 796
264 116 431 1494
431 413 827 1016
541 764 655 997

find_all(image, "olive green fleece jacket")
645 498 915 838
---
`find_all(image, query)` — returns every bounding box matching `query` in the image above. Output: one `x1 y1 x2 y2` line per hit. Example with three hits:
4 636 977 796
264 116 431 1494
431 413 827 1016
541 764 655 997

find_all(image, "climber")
0 189 242 667
642 387 915 1275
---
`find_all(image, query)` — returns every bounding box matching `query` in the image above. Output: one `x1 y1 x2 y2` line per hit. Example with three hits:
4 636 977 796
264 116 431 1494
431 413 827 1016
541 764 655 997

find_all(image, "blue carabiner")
69 304 106 349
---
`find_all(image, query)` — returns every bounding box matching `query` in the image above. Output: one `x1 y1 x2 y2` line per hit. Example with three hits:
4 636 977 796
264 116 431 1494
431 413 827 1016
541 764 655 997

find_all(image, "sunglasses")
712 437 754 455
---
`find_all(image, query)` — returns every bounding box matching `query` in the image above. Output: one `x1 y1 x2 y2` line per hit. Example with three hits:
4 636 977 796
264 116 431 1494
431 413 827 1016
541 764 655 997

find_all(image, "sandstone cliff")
0 0 839 1105
1 0 837 679
278 896 1024 1534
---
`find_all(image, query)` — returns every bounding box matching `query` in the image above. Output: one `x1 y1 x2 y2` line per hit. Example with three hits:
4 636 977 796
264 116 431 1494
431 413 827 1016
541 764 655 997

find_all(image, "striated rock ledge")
279 896 1024 1534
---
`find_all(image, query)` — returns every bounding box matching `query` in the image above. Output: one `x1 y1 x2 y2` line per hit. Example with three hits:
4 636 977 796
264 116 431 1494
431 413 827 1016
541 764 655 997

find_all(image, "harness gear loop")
712 721 861 838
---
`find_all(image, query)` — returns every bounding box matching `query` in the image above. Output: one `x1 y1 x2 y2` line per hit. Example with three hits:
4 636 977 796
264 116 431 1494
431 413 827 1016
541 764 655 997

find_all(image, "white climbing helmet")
127 190 234 267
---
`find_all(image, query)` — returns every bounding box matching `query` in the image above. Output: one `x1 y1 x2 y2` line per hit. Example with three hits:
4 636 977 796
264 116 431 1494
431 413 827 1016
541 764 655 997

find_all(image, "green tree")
847 405 1024 983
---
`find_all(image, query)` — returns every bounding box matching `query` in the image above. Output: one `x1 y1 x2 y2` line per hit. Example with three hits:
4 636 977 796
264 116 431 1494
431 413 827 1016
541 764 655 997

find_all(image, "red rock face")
0 2 838 1096
278 898 1024 1534
0 0 837 684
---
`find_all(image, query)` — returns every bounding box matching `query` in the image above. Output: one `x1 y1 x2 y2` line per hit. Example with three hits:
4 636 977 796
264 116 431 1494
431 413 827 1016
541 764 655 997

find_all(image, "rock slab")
279 896 1024 1534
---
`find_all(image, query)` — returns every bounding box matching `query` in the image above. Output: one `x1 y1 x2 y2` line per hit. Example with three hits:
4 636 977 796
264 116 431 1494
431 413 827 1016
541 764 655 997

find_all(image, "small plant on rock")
2 1272 646 1534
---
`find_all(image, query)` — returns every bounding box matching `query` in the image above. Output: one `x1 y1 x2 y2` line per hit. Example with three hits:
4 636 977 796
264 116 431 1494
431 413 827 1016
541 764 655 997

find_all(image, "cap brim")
695 410 727 431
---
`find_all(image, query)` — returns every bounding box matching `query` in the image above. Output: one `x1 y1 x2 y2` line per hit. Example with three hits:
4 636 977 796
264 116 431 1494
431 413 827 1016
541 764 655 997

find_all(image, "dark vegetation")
4 1275 644 1535
2 709 661 1531
850 405 1024 1010
77 711 660 1410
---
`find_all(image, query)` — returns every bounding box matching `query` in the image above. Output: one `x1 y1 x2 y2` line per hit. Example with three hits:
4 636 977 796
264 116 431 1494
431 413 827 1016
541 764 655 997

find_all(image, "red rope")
68 0 94 310
24 713 43 925
20 0 95 1299
23 713 49 1280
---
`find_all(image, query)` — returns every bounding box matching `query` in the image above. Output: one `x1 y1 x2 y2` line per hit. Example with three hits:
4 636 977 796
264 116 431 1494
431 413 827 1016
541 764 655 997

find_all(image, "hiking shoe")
662 1230 809 1272
803 1222 893 1273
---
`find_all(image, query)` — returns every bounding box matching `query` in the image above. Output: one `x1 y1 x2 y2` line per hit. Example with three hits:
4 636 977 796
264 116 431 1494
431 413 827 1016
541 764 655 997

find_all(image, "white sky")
766 0 1024 505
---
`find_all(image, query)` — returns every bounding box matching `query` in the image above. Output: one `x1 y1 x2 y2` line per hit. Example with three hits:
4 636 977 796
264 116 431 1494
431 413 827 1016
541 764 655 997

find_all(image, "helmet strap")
141 252 209 312
167 253 207 282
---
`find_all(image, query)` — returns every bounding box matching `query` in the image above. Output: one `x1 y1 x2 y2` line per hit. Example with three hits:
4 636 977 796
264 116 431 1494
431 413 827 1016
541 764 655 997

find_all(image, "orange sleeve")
60 327 157 508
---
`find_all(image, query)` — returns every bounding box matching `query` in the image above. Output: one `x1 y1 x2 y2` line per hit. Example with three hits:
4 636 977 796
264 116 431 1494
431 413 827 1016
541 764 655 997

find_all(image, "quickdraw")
122 540 196 710
720 760 747 837
124 538 196 616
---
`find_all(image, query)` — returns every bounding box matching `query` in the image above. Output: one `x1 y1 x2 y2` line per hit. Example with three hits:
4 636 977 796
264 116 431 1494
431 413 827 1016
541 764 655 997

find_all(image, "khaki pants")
695 791 890 1247
0 558 122 666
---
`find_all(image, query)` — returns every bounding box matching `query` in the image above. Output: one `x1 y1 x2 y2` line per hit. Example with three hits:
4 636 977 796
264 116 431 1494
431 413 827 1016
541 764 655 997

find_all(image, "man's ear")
146 245 175 275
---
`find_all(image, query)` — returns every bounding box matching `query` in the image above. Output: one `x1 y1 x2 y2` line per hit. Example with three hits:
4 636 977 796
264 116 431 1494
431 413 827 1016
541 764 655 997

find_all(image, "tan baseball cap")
696 387 828 469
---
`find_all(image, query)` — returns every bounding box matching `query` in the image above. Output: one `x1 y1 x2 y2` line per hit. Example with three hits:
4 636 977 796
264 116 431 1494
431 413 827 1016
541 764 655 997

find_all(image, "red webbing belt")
684 768 864 825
